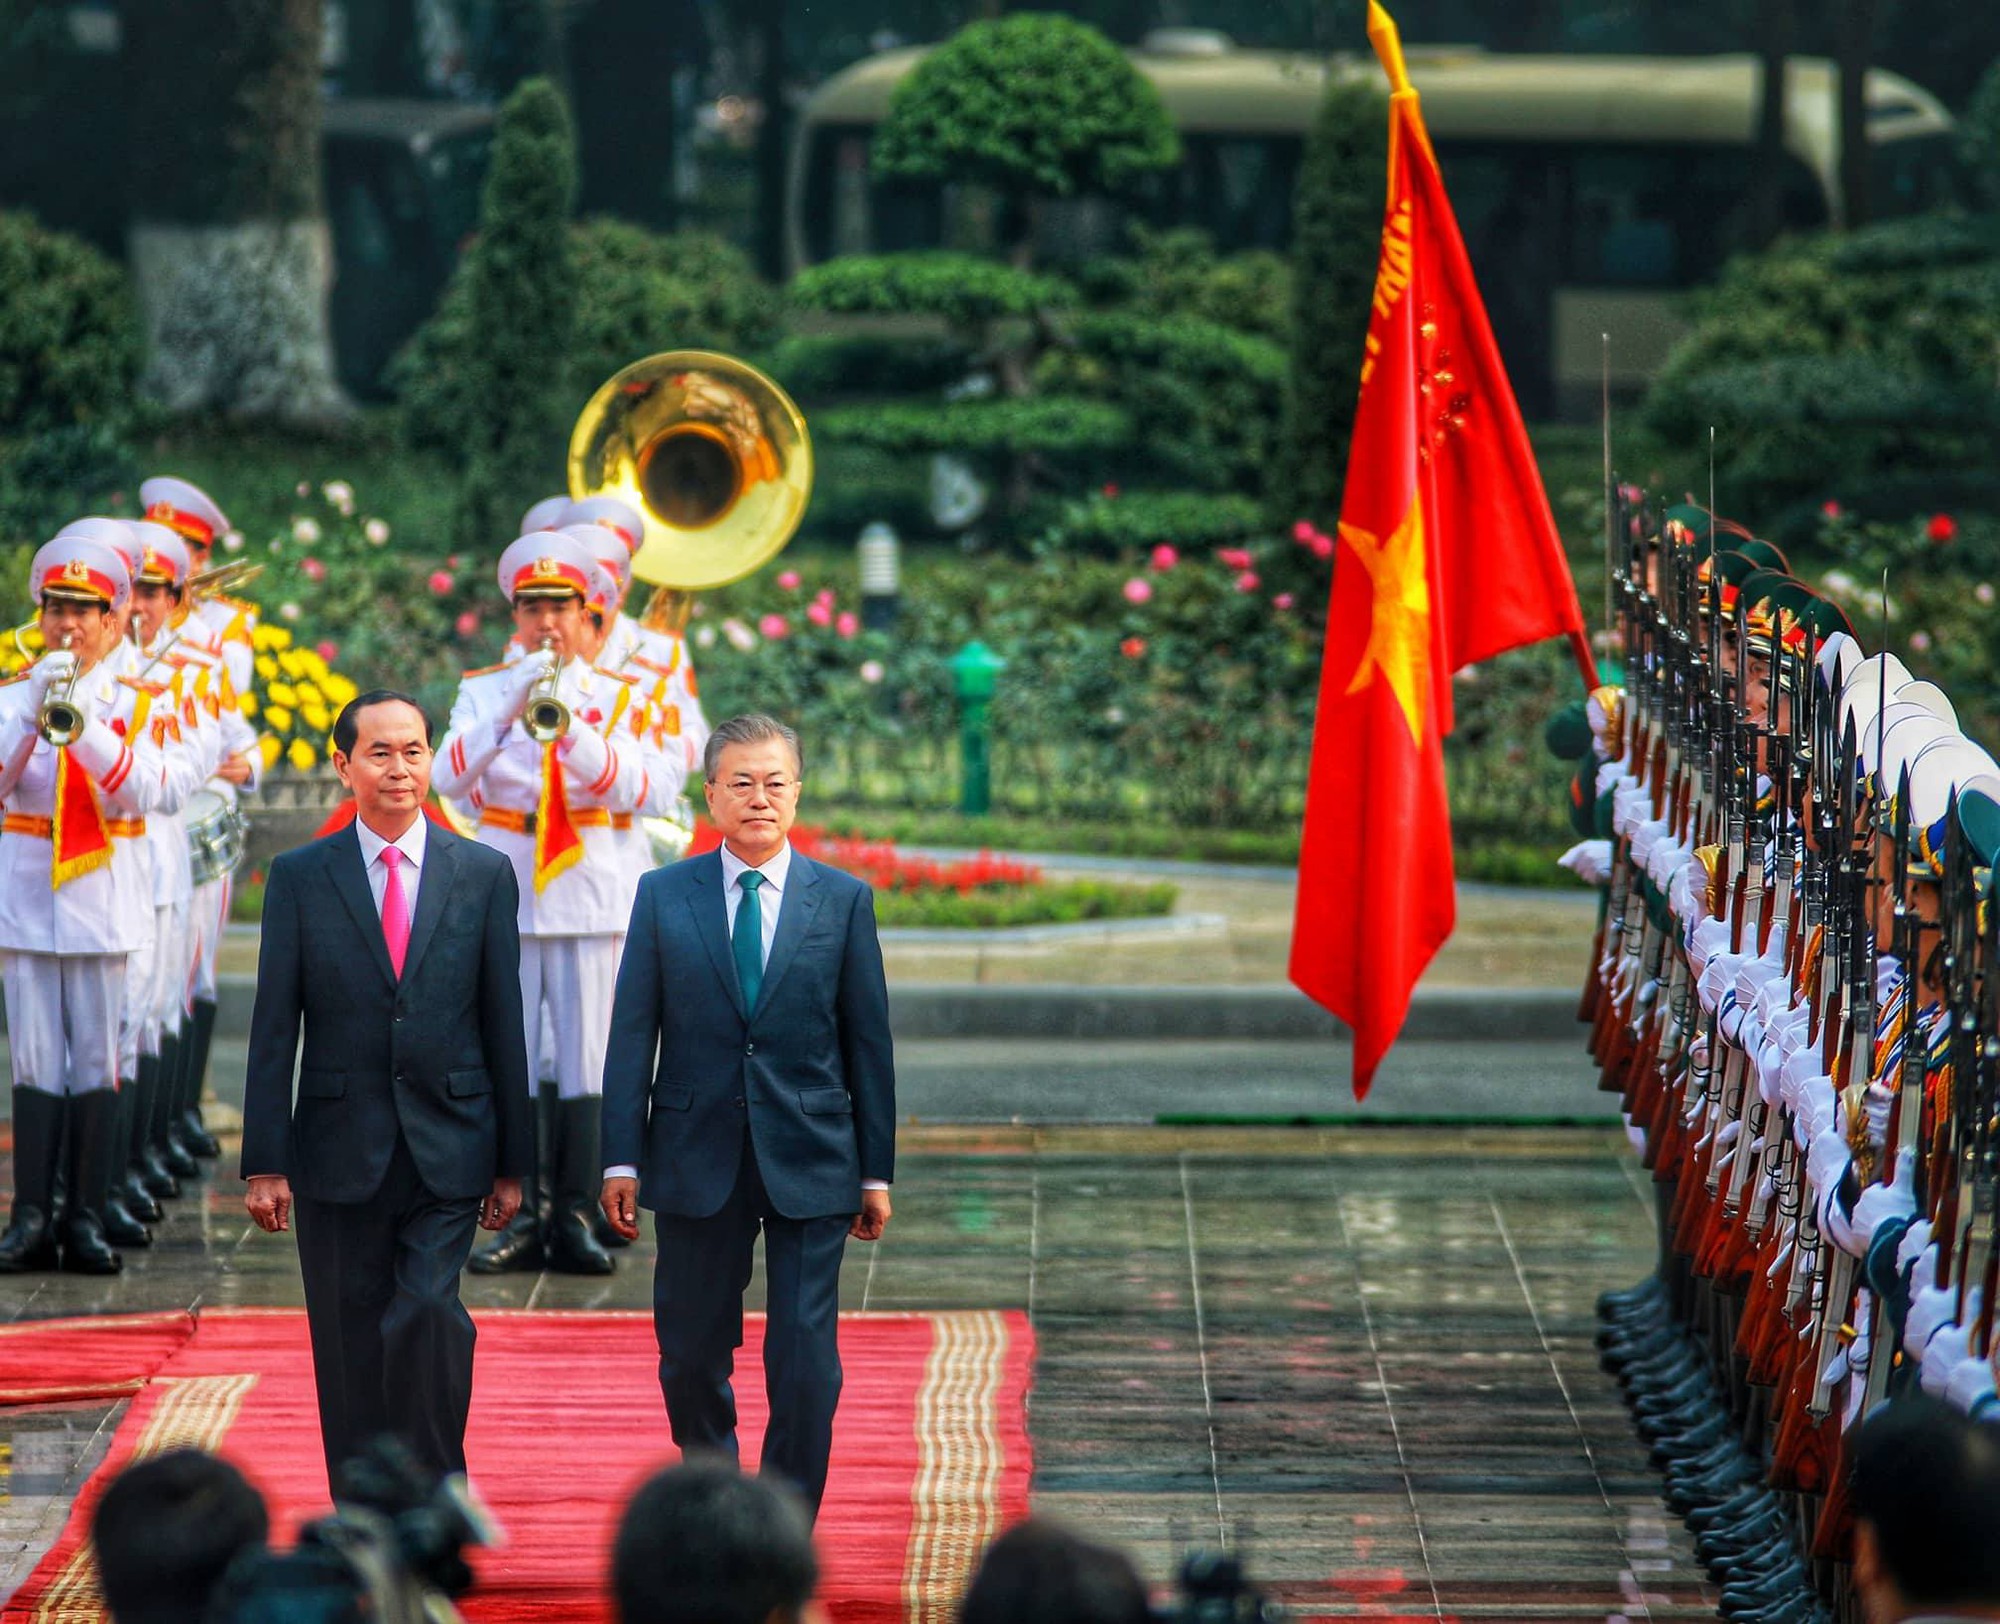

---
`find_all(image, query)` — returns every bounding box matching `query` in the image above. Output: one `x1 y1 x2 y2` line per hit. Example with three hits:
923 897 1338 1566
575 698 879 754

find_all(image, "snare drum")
186 788 250 887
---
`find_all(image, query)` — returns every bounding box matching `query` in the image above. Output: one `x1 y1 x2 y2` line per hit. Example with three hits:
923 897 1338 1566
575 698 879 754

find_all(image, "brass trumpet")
188 558 265 599
39 635 85 748
523 638 569 744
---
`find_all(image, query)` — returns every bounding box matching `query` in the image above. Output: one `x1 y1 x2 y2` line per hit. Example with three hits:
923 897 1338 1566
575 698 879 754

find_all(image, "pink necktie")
380 846 410 978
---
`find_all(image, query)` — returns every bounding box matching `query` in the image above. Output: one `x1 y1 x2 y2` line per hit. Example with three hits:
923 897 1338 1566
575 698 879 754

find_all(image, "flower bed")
686 822 1177 929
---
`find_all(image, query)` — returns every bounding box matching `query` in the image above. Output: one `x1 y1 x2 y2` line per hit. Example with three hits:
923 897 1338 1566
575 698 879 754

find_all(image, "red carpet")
1 1307 1033 1624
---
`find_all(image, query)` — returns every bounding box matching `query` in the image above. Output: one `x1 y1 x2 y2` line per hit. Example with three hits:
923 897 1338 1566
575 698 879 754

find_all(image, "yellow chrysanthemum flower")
264 704 294 733
302 703 331 734
278 650 306 678
266 627 293 650
288 739 317 772
267 681 298 708
294 681 322 708
255 656 278 681
301 652 328 681
239 694 259 719
323 675 359 706
252 625 281 652
259 734 283 769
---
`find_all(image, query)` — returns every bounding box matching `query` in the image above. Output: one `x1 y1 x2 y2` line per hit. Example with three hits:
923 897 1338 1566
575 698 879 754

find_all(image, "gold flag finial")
1366 1 1415 99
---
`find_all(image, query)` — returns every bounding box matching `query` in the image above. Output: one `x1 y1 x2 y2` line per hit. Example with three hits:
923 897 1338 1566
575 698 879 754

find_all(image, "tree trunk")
569 0 706 229
1748 0 1794 249
1835 0 1878 230
123 0 350 426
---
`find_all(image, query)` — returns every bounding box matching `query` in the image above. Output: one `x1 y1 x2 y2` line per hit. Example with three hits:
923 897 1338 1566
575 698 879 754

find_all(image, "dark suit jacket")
239 821 534 1203
602 849 895 1221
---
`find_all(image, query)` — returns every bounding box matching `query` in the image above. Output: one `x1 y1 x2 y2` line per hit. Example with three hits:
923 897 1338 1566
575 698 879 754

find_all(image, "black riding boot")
179 997 221 1157
469 1083 555 1274
61 1090 123 1274
159 1021 202 1178
0 1089 63 1272
123 1053 167 1217
140 1037 184 1199
100 1079 153 1247
547 1096 614 1275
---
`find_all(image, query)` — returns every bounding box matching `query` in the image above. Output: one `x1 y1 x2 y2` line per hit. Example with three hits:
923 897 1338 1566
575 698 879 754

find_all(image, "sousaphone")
568 350 813 630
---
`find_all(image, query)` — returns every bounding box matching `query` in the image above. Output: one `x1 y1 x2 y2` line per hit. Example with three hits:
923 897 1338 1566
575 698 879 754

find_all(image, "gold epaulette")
117 675 168 695
462 662 509 678
211 593 258 614
593 665 639 685
627 652 675 679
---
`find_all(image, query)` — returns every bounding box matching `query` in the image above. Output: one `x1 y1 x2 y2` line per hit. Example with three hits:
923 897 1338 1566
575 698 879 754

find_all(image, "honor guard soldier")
561 496 710 776
435 532 682 1273
138 475 258 1162
0 538 178 1273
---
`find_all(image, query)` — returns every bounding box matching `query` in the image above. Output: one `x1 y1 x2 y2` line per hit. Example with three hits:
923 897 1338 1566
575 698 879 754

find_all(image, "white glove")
1896 1219 1935 1278
29 648 77 701
1850 1148 1918 1253
1906 1256 1955 1361
1946 1354 1998 1416
1559 839 1612 886
1807 1126 1852 1211
504 648 559 713
1921 1293 1980 1396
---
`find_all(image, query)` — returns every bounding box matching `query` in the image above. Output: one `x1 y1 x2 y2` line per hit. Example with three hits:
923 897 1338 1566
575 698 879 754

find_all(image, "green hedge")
0 210 139 436
789 253 1076 323
812 396 1132 456
873 879 1177 928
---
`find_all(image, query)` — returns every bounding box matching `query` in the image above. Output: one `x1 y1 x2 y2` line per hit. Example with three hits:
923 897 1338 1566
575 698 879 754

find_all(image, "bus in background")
786 34 1962 419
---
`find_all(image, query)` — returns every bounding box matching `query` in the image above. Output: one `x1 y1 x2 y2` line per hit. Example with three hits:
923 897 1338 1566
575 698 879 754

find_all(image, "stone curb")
205 976 1582 1043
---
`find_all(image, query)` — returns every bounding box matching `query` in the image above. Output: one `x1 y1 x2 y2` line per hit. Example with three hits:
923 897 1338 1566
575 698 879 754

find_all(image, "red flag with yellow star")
1289 1 1594 1097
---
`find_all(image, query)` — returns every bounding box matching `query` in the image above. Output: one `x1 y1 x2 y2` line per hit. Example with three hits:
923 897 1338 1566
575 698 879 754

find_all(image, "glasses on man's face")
714 777 797 800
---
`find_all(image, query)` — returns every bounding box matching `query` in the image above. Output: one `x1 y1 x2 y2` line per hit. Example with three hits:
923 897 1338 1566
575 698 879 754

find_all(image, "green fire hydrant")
947 640 1006 816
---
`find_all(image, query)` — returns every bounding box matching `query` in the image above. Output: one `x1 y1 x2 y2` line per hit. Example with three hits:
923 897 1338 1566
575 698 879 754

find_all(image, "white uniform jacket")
433 659 669 936
0 662 197 954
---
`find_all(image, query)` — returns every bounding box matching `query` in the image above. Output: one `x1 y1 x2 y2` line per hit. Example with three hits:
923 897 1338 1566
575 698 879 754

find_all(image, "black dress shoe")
158 1130 201 1180
1686 1482 1777 1528
0 1205 59 1272
546 1206 615 1275
101 1196 153 1248
1719 1562 1809 1611
120 1169 164 1223
468 1212 545 1274
178 1109 221 1160
60 1211 122 1275
139 1146 182 1201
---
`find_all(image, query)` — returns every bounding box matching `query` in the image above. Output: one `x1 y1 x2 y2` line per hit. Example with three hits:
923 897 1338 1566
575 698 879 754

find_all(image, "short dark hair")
1852 1394 2000 1607
958 1519 1151 1624
703 713 803 781
612 1458 818 1624
332 690 432 757
92 1448 269 1624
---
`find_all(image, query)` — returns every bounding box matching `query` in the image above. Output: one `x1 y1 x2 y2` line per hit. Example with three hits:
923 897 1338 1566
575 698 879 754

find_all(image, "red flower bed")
688 822 1041 896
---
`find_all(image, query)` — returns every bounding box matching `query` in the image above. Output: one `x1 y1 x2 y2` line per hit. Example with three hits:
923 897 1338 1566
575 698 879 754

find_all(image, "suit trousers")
653 1132 850 1517
293 1132 482 1489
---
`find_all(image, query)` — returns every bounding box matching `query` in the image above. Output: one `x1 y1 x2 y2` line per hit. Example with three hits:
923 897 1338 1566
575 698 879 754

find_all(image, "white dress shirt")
719 839 792 968
605 839 886 1190
353 813 428 920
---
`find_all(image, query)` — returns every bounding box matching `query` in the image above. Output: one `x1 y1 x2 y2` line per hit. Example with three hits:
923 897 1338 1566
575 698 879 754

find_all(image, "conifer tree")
1276 73 1388 532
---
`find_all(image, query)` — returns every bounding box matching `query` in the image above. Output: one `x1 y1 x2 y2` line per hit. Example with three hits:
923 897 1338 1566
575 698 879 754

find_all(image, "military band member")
435 533 681 1274
138 476 258 1163
0 539 179 1273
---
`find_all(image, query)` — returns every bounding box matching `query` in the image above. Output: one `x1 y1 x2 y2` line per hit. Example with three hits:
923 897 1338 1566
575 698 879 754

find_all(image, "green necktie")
733 869 765 1013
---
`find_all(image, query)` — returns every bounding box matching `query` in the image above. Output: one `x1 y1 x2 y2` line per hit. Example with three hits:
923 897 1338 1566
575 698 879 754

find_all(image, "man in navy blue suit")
600 713 895 1518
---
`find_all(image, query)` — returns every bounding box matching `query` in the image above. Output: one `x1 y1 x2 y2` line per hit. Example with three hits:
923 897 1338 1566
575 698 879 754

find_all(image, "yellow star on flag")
1340 499 1431 746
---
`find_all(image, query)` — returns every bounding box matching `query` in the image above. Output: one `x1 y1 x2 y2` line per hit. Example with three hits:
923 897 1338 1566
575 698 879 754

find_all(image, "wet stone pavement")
1 1125 1714 1620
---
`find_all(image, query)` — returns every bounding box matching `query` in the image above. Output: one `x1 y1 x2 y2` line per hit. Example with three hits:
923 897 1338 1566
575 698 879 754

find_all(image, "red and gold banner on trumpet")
1290 1 1594 1097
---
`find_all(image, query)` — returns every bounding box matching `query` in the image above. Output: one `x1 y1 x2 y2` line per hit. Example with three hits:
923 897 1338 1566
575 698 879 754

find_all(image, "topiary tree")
398 76 578 548
871 13 1178 266
1276 70 1388 533
121 0 349 426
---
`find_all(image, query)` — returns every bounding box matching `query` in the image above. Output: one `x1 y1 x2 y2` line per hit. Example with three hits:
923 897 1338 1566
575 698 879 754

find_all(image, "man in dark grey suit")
600 713 895 1518
241 690 533 1488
